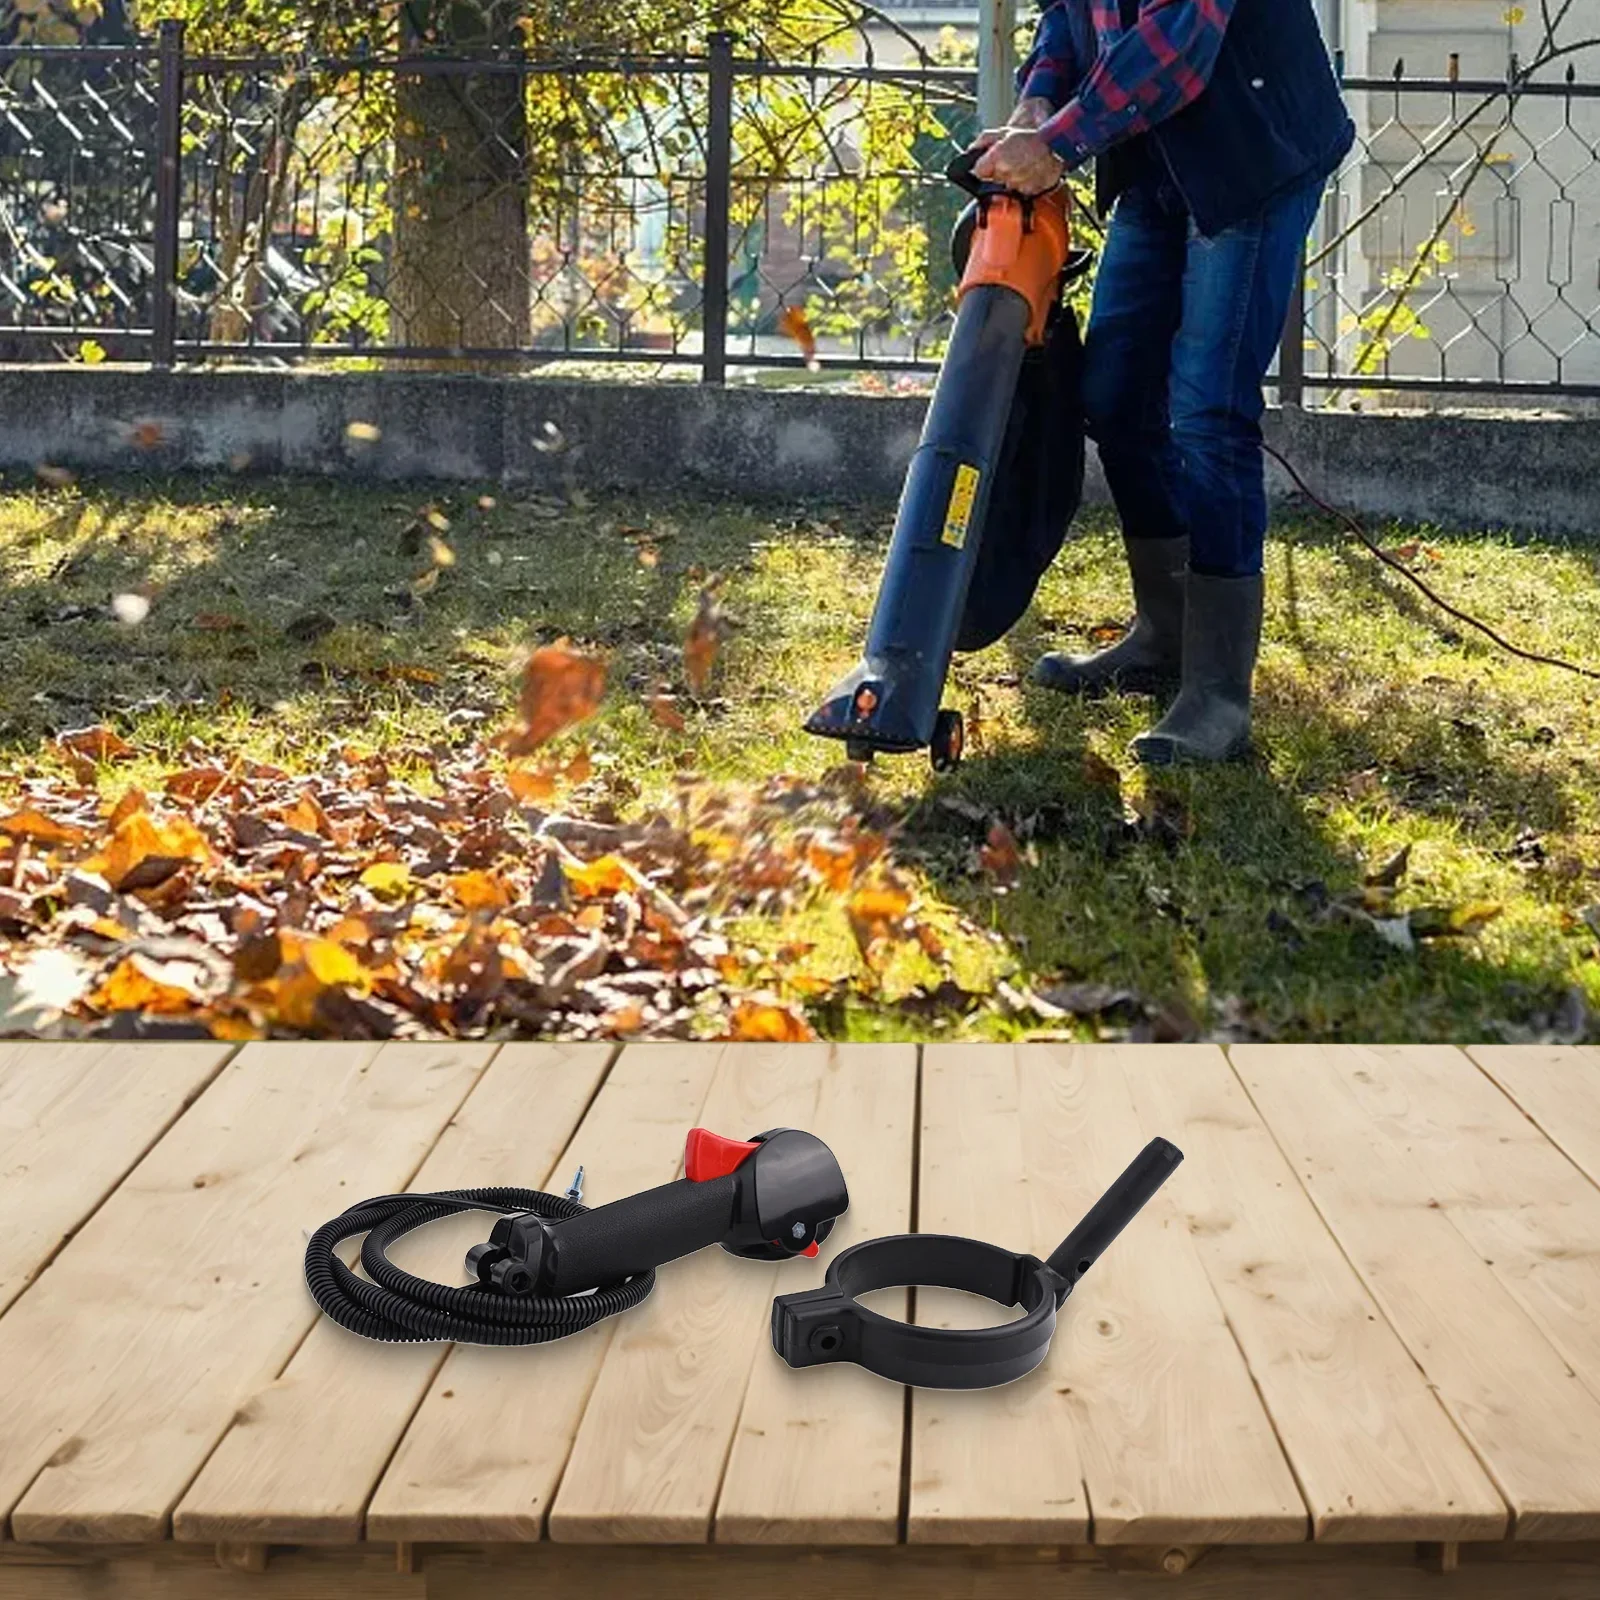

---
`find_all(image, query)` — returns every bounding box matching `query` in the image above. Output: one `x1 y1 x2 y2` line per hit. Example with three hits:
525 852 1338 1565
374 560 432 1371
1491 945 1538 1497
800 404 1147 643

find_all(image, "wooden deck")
1 1042 1599 1599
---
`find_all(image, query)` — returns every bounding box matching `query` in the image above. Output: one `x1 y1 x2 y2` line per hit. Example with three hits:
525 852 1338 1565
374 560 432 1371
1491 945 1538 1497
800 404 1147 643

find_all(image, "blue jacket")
1024 0 1355 236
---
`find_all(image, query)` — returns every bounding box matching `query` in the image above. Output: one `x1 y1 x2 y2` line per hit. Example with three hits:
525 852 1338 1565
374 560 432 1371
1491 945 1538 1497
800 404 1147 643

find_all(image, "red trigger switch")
802 1241 820 1258
685 1127 761 1182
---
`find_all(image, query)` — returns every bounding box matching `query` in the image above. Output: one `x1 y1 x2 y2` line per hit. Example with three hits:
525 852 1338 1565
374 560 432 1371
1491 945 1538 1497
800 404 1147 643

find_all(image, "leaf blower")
804 151 1090 771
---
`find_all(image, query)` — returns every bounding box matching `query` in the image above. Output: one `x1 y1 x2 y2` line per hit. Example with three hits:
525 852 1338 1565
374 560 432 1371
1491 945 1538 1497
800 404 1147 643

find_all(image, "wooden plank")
0 1043 232 1315
907 1041 1089 1545
173 1043 616 1546
1293 1045 1600 1407
426 1544 1600 1600
546 1043 841 1544
11 1542 1600 1600
913 1044 1306 1547
1116 1044 1507 1543
0 1543 420 1600
1468 1046 1600 1191
714 1044 917 1545
1233 1043 1600 1540
0 1042 493 1544
362 1043 725 1544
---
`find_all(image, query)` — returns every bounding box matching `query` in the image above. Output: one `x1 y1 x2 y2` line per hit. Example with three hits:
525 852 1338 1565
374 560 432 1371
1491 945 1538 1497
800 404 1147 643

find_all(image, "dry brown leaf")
302 937 366 986
648 693 686 732
723 998 818 1042
979 822 1023 883
684 579 726 696
806 835 858 893
563 854 641 898
601 1001 649 1034
89 954 206 1015
192 612 247 633
786 973 837 999
56 725 135 763
86 810 214 892
107 786 149 829
165 766 232 803
275 796 327 841
207 1013 263 1041
359 861 412 901
262 966 325 1031
233 932 285 982
507 640 607 754
777 305 819 369
506 761 560 804
0 807 89 847
325 916 374 947
449 869 511 912
846 876 914 963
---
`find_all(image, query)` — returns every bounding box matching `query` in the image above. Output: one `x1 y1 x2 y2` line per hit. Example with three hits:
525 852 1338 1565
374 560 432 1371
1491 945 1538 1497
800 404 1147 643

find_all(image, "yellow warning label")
941 463 980 549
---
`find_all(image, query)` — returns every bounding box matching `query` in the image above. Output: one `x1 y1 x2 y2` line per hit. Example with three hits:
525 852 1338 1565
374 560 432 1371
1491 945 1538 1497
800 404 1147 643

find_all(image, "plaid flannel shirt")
1018 0 1241 169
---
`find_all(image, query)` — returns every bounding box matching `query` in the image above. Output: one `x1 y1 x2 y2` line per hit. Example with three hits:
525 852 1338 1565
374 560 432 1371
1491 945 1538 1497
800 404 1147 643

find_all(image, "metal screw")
791 1221 806 1239
565 1165 585 1203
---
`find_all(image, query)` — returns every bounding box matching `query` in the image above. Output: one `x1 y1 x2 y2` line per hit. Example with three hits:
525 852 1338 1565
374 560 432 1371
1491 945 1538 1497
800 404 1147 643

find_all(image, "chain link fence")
3 21 1598 399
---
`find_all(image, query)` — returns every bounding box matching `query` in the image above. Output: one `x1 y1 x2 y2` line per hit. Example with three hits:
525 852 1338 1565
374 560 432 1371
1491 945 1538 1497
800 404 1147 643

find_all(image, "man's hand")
972 126 1067 196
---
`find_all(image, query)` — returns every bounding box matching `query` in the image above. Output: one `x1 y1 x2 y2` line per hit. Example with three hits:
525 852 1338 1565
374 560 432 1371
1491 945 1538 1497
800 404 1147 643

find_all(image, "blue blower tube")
806 287 1029 757
804 156 1071 770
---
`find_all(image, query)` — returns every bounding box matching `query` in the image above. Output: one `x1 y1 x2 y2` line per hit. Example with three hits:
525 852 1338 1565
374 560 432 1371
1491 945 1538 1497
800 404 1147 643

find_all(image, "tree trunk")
389 3 531 370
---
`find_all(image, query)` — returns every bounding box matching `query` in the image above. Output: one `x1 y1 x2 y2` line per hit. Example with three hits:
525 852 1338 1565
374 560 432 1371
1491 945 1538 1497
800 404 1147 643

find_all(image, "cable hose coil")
304 1187 654 1345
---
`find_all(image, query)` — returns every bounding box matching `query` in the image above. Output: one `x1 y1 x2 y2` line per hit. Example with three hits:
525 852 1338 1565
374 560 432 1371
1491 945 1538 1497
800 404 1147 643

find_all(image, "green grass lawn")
2 468 1597 1043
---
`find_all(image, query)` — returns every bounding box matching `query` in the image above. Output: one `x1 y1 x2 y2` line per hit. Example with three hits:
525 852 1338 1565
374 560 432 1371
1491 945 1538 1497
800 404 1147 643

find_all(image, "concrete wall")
0 366 1595 539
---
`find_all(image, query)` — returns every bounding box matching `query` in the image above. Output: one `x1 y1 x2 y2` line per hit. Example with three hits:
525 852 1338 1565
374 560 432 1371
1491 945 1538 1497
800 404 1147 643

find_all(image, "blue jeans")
1081 169 1323 578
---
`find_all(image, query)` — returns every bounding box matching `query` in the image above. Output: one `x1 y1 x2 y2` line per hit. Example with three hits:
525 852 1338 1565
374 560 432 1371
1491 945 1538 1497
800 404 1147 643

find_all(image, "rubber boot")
1131 571 1264 766
1032 535 1188 696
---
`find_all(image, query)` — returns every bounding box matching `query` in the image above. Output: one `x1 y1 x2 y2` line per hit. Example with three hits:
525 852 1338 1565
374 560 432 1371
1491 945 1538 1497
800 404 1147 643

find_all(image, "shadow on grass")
885 569 1587 1043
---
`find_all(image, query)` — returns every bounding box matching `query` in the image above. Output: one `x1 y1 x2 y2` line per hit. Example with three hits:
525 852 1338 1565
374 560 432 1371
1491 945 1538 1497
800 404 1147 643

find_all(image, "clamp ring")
771 1233 1067 1390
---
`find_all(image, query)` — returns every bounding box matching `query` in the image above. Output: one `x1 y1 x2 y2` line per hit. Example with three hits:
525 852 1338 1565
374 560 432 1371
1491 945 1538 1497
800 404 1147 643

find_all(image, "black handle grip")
1046 1137 1183 1298
540 1174 739 1293
946 145 1010 200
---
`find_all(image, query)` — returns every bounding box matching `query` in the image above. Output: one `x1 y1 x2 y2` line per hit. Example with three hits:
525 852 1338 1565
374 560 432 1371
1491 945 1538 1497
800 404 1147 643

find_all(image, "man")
974 0 1353 764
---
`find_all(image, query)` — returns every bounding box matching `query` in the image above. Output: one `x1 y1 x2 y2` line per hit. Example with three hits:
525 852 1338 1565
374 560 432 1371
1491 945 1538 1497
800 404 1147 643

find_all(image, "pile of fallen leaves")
0 642 971 1043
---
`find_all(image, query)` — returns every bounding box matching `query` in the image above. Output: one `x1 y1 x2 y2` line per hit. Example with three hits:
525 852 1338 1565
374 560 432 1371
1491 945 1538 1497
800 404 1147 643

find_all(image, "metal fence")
3 22 1599 400
1290 59 1600 403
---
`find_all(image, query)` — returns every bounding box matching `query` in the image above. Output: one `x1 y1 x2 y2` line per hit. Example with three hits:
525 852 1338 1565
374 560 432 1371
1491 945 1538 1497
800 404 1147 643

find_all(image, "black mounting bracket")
771 1137 1183 1390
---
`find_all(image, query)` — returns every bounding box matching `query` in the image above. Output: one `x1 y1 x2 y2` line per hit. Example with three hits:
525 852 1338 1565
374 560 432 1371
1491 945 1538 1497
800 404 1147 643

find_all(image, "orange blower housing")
957 184 1071 349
